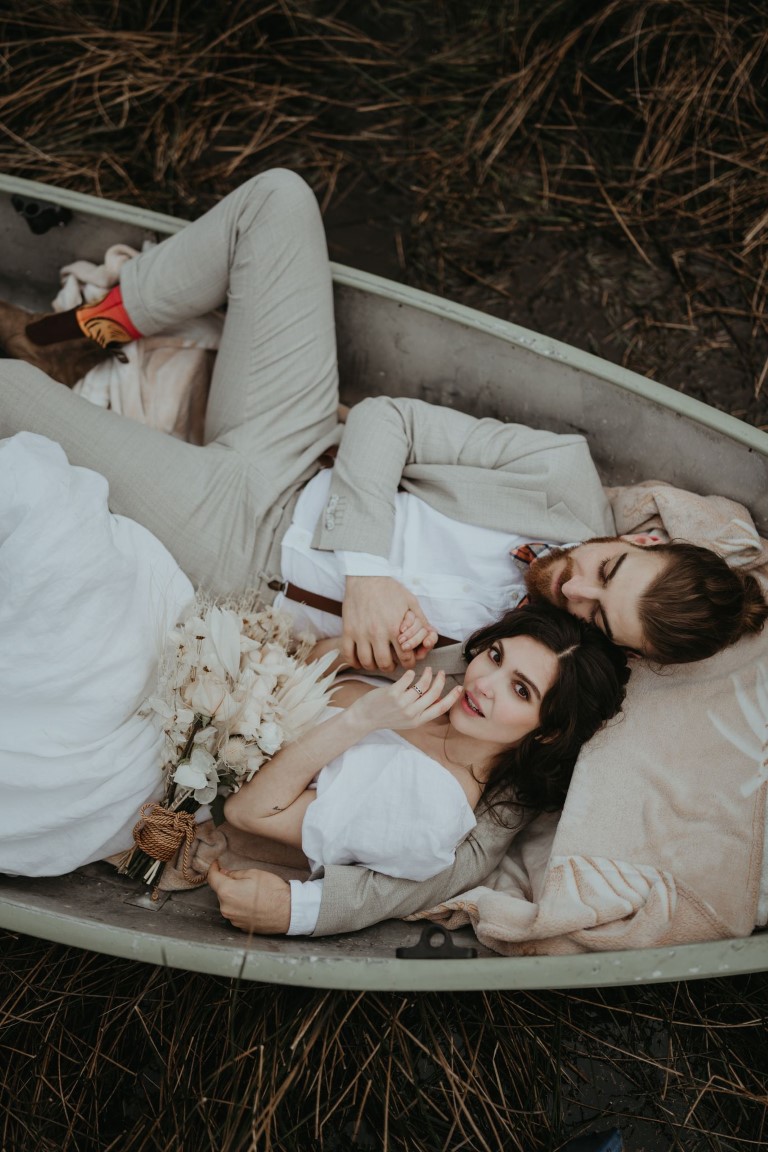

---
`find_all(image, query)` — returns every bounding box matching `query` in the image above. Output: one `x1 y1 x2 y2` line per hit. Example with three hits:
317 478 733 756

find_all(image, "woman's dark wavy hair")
463 603 630 825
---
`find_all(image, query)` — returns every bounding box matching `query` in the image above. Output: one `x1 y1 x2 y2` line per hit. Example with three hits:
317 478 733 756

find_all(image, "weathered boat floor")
1 867 766 991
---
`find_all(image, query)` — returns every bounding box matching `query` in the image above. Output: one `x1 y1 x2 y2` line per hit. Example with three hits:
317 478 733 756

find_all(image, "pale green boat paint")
0 174 766 990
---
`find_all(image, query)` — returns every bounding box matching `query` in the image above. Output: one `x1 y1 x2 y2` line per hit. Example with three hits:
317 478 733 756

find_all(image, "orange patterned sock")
74 285 142 346
26 285 142 348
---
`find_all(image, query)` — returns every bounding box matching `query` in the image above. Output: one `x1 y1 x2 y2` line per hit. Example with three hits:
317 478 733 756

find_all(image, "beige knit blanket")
412 482 768 953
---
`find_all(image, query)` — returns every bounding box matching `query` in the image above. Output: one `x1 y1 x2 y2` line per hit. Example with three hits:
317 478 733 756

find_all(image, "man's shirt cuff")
337 550 393 578
287 878 324 935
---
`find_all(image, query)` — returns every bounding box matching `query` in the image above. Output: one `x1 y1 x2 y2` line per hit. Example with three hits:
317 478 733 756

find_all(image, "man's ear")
620 532 662 548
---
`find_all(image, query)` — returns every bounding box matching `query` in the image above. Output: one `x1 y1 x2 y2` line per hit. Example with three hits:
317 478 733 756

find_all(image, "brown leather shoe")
0 300 112 388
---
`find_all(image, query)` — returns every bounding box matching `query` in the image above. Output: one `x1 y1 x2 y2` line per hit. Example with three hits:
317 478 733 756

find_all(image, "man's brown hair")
637 541 767 664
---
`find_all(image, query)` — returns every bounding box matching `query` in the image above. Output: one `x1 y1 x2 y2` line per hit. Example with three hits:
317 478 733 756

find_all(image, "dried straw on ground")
0 0 766 422
0 3 767 1150
1 932 767 1151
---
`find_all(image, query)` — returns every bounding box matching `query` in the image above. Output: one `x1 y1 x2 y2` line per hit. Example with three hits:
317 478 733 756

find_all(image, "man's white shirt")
277 469 533 641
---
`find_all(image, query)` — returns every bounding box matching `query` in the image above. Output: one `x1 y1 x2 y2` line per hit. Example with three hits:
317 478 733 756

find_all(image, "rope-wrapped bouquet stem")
118 593 337 889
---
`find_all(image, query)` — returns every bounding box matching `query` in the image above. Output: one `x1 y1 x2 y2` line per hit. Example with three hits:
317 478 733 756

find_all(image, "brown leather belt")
270 580 459 649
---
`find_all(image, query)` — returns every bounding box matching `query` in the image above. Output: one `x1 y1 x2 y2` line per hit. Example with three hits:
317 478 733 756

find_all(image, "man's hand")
207 860 291 935
342 575 438 672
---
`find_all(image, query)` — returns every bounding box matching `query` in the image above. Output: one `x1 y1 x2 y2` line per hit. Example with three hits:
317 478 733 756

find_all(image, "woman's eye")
514 682 530 701
489 646 501 665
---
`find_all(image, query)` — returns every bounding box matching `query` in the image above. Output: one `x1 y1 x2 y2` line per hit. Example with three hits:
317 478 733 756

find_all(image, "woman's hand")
346 667 462 733
397 609 439 659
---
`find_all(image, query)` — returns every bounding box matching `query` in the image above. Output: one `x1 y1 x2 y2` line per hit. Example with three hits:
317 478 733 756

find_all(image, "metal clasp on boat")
396 922 477 960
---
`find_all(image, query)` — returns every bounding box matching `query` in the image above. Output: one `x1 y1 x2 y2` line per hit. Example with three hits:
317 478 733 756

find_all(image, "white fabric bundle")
0 433 193 874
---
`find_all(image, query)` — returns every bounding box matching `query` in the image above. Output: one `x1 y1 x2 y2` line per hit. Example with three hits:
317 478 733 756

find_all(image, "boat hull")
0 174 766 989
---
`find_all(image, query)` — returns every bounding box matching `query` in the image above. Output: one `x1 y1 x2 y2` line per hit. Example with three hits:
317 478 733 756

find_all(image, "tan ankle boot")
0 300 112 388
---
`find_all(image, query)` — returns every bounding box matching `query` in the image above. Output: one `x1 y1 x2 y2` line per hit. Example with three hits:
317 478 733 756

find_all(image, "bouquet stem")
118 717 207 886
120 790 201 885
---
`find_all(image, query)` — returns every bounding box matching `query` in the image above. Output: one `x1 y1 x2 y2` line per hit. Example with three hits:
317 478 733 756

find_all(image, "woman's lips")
462 690 484 717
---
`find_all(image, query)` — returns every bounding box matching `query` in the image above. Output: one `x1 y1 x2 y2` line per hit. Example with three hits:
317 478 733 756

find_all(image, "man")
0 169 763 936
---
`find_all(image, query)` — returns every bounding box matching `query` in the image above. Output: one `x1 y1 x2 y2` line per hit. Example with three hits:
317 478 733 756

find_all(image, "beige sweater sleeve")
311 396 615 557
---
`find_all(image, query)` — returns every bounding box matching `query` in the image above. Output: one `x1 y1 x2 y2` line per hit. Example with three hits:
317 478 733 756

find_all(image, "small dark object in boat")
396 922 478 960
11 194 71 235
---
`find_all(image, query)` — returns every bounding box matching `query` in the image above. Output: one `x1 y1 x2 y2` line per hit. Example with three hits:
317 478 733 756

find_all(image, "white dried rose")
182 670 238 721
172 746 219 804
261 645 293 672
236 697 277 740
256 720 284 756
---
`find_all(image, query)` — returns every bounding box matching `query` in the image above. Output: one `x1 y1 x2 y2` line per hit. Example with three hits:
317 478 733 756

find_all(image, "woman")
0 429 626 886
224 605 630 885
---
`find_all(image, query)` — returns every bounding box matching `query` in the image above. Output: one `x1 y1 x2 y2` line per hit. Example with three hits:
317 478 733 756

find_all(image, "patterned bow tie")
509 541 556 608
509 541 555 569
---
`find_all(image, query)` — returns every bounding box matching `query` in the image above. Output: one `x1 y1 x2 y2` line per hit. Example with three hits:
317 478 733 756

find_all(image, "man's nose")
561 574 600 604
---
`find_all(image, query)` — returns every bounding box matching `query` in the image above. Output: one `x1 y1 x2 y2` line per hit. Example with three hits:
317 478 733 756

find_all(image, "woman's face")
451 635 559 752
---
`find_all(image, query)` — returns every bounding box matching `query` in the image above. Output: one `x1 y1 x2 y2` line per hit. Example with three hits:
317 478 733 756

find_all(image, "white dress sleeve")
300 729 477 882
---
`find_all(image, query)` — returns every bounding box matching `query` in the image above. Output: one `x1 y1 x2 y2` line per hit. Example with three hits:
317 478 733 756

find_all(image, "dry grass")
0 0 766 419
1 930 767 1151
1 3 768 1149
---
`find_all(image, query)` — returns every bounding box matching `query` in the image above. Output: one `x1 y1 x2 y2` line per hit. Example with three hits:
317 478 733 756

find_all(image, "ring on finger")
409 684 424 697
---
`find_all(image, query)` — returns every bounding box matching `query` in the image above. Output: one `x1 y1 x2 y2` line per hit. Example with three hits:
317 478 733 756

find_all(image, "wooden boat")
0 174 766 991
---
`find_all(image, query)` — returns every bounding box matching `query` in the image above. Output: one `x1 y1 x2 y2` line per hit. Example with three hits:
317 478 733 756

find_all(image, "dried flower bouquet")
119 593 337 887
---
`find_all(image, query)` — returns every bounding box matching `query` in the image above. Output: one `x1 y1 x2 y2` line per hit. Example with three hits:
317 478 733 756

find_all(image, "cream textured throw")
413 481 768 953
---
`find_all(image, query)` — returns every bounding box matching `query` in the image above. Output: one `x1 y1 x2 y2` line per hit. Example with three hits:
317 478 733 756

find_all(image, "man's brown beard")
524 546 571 606
524 536 623 606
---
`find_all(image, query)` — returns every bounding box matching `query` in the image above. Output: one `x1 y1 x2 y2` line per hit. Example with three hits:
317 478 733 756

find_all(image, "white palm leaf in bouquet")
272 649 340 742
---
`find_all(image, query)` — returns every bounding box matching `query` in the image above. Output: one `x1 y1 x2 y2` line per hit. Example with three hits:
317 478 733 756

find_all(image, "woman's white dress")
0 433 193 876
302 719 477 881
